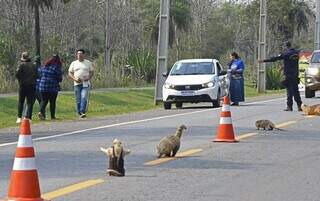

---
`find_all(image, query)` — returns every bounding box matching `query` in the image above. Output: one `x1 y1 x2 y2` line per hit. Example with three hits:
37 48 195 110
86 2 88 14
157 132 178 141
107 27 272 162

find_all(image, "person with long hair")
38 55 63 120
228 52 245 106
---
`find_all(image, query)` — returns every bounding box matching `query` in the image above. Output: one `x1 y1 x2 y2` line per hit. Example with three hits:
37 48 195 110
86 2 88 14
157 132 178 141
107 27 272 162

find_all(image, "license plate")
180 90 195 96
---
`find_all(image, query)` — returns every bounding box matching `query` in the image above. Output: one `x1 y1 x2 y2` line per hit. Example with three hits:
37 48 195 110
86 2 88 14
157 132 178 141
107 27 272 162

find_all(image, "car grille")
174 85 203 91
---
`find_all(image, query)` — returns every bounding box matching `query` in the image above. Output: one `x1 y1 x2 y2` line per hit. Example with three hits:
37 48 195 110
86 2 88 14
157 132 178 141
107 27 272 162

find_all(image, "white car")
162 59 229 109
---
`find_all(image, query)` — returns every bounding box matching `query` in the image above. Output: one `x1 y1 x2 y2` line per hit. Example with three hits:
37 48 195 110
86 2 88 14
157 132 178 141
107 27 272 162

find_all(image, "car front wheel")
305 87 315 98
163 101 172 110
176 102 183 109
212 90 221 108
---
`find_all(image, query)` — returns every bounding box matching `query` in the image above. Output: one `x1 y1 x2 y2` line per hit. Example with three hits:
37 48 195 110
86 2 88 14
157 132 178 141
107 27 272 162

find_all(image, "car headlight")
307 68 319 75
202 81 214 88
164 82 175 89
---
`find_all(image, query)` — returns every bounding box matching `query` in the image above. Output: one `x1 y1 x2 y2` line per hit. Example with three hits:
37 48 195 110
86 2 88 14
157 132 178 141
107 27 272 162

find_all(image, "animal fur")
301 104 320 115
100 139 130 176
156 124 187 158
255 120 283 131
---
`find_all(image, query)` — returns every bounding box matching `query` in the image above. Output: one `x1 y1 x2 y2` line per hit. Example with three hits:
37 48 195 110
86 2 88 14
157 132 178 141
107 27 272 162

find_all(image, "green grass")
245 84 285 97
0 86 285 129
0 89 158 129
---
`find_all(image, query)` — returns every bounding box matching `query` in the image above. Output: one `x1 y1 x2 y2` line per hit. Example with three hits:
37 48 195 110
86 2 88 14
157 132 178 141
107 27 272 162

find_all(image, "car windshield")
311 52 320 63
170 62 214 75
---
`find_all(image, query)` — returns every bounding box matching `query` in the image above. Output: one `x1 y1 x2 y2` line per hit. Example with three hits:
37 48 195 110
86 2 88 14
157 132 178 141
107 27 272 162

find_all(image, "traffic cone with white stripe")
4 118 49 201
214 96 238 142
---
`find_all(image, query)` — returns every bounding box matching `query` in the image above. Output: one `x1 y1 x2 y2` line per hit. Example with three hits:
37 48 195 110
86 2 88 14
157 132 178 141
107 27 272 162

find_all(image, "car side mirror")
162 72 169 77
219 70 227 76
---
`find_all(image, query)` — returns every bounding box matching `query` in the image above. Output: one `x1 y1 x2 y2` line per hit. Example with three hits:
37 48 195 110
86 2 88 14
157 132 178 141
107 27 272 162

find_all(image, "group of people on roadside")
15 41 302 123
15 49 94 123
227 41 302 112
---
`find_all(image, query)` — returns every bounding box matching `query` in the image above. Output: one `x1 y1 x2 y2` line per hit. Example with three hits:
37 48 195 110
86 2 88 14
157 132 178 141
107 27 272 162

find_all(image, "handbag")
231 73 242 80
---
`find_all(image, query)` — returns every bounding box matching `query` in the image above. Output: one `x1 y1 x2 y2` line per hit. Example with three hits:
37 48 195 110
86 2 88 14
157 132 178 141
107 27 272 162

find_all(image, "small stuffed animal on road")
100 139 130 176
156 124 187 158
255 120 283 131
301 104 320 116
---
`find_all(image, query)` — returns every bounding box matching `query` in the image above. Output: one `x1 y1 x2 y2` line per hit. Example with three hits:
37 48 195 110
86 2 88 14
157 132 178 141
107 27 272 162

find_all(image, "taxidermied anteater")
100 139 130 176
301 104 320 116
255 120 283 131
156 124 187 158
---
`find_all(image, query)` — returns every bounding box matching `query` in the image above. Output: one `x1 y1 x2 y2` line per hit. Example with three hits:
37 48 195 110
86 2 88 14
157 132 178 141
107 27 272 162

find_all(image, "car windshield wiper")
171 73 183 75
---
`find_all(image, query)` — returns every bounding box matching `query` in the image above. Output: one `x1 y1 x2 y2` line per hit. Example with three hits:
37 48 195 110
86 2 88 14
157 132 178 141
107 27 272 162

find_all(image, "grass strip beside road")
0 87 285 129
0 89 157 129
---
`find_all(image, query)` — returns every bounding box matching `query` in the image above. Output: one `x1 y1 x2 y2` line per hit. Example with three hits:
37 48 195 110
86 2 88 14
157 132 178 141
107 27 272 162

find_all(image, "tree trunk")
34 3 41 62
104 0 112 74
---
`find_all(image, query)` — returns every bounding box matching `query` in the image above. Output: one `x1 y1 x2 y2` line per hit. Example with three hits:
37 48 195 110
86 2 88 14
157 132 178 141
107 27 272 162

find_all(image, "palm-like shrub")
266 65 285 90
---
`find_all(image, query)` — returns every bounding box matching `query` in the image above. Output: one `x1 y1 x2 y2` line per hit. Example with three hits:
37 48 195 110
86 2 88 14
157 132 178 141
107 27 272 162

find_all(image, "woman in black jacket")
15 52 38 123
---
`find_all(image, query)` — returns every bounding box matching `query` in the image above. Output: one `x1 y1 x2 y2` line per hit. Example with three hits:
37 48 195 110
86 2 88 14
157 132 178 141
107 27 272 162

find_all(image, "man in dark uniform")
259 41 303 111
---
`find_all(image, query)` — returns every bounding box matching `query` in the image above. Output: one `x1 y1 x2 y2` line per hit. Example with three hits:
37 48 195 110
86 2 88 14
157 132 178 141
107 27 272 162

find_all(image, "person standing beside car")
258 41 302 111
228 52 245 106
68 49 94 118
15 52 38 123
38 55 63 120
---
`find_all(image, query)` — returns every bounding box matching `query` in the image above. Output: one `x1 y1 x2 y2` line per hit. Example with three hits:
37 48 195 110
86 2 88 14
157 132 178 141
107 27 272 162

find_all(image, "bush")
266 65 285 90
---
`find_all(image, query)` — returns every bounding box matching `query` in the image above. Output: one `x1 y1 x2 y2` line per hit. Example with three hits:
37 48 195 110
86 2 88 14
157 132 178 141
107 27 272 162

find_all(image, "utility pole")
154 0 170 105
257 0 267 93
315 0 320 50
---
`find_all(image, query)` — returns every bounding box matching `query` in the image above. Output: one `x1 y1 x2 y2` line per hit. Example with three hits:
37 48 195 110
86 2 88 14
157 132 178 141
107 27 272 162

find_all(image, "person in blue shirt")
259 41 302 111
228 52 245 106
38 55 63 120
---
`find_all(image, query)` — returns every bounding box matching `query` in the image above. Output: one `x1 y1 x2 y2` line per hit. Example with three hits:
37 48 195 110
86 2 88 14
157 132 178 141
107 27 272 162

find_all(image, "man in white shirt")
68 49 94 118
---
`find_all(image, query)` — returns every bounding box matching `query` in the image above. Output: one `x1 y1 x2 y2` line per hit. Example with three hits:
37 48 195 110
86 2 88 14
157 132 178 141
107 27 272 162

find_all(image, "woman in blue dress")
228 52 245 106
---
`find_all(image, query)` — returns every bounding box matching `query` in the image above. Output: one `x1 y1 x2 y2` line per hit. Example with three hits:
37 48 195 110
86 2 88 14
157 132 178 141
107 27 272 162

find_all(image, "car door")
216 62 229 97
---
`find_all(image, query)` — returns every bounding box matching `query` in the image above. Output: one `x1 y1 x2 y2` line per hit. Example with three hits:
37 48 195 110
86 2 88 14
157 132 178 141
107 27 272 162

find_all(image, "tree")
27 0 70 63
140 0 192 47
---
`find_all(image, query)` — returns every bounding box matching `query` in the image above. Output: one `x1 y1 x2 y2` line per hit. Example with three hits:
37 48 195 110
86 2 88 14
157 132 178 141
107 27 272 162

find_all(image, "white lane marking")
0 97 287 148
13 158 36 170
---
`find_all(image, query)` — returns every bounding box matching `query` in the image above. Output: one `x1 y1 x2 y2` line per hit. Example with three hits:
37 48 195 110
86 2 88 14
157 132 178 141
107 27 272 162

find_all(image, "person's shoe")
284 107 293 111
16 117 21 124
297 105 302 111
231 102 239 106
38 112 45 120
80 113 86 118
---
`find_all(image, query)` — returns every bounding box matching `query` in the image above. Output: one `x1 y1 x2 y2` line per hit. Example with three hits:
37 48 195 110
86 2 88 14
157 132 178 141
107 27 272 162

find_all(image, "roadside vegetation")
0 0 314 92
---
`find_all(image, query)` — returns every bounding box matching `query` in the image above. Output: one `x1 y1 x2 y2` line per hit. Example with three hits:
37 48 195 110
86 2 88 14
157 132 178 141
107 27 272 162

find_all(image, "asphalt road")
0 93 320 201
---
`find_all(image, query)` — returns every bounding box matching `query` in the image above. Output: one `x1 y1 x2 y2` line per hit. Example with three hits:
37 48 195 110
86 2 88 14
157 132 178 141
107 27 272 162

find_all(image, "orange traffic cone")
3 118 49 201
214 96 238 142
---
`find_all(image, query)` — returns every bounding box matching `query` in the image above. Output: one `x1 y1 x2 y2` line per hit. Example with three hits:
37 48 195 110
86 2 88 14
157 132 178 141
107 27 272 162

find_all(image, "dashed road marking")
304 115 317 119
42 179 104 200
144 148 203 166
276 121 296 128
237 132 257 140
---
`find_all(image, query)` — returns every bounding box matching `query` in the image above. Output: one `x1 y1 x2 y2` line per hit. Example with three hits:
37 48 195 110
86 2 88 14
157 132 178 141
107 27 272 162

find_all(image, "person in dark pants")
15 52 38 123
34 55 42 106
259 41 302 111
38 55 63 120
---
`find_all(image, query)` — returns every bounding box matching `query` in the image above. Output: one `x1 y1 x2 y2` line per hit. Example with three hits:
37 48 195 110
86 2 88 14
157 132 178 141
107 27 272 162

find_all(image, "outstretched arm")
259 54 284 63
100 147 112 156
123 149 131 156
